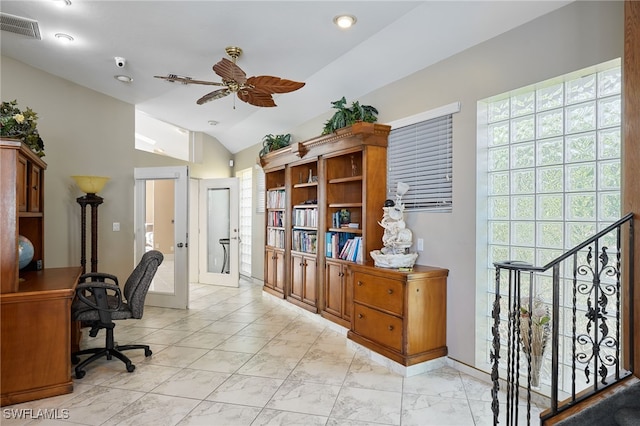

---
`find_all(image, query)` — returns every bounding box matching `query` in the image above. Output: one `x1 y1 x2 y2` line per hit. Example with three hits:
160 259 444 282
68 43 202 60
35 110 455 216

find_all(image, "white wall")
234 1 624 368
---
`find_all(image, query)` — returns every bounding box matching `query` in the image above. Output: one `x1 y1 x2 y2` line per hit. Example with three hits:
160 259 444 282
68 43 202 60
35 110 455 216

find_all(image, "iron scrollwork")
575 245 620 385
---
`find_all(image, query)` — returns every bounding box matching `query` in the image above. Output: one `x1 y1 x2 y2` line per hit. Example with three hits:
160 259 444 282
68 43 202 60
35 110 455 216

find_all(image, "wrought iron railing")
490 212 634 425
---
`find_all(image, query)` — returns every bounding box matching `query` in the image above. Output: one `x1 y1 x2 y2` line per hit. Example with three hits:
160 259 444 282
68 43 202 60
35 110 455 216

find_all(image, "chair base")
71 344 152 379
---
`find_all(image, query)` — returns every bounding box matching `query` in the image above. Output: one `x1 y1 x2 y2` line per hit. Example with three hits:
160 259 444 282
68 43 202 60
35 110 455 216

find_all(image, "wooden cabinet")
264 247 285 296
288 160 319 311
1 140 80 405
1 140 46 293
323 259 353 327
264 167 286 297
260 122 390 326
290 252 317 311
348 262 449 366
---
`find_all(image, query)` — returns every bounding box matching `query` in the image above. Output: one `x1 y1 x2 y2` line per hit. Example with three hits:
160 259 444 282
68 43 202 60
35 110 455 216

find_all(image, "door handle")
177 243 184 248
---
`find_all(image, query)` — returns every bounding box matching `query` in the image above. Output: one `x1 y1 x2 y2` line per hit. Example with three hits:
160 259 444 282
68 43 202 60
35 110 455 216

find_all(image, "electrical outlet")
417 238 424 252
112 222 120 232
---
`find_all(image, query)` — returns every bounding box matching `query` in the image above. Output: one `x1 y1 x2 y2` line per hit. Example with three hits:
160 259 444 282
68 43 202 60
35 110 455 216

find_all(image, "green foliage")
259 133 291 157
321 97 379 135
0 100 45 157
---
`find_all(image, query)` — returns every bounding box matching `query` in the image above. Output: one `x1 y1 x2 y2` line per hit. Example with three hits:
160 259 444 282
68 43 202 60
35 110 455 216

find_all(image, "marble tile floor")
3 278 541 426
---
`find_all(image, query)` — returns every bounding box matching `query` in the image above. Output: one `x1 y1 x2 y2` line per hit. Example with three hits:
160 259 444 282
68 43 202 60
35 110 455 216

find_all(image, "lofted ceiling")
0 1 570 154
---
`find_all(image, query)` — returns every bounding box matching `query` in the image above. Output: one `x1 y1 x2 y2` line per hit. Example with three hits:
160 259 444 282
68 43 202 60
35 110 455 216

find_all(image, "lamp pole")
77 193 103 274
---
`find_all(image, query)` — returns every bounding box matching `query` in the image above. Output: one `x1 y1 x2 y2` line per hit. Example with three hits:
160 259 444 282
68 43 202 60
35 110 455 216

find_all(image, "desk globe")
18 235 35 270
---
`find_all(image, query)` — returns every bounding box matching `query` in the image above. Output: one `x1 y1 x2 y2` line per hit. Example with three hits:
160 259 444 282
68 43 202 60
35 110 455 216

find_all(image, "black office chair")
71 250 164 379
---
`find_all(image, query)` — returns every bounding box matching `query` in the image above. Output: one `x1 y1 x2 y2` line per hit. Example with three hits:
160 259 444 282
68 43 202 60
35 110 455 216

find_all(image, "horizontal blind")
255 166 265 213
387 114 453 211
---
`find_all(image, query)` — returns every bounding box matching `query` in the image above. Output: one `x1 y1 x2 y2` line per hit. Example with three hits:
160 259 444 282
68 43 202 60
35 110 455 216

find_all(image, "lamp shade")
72 175 110 194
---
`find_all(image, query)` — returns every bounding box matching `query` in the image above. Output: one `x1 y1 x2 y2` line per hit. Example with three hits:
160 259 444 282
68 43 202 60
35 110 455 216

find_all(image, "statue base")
370 250 418 269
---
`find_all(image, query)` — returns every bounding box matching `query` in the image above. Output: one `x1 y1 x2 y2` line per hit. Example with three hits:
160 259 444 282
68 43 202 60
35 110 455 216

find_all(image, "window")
478 59 622 390
387 102 459 211
238 168 253 277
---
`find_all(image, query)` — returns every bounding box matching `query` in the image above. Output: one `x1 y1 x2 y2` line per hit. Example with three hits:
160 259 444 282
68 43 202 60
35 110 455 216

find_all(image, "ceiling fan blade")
154 74 224 86
237 89 277 107
247 76 305 94
197 88 231 105
212 58 247 85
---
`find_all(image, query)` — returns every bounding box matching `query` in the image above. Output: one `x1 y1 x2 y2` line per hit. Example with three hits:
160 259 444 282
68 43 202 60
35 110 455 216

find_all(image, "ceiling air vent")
0 13 41 40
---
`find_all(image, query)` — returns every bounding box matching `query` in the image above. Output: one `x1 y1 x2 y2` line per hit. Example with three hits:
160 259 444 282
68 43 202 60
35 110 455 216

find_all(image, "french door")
198 178 239 287
134 166 189 309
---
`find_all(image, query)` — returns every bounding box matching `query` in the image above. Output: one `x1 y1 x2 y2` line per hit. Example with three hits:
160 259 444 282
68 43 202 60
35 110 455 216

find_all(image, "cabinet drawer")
353 304 402 351
353 272 403 315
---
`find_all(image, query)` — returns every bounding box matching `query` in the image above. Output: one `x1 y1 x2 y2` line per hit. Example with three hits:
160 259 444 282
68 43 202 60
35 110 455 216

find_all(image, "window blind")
255 166 266 213
387 114 453 211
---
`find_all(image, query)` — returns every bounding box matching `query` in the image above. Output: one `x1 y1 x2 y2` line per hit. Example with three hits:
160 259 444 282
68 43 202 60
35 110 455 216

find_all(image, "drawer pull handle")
388 325 394 331
357 281 363 286
358 313 364 319
387 289 393 294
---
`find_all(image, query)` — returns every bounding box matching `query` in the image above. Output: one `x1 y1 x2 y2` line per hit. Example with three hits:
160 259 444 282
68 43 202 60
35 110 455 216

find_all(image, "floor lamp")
72 176 110 274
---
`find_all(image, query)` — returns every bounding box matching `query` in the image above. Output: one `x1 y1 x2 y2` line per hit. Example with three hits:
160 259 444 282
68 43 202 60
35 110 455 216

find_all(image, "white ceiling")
0 1 570 154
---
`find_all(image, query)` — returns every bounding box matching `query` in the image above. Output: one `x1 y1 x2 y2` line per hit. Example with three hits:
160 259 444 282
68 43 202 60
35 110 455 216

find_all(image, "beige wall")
235 1 624 367
1 55 232 282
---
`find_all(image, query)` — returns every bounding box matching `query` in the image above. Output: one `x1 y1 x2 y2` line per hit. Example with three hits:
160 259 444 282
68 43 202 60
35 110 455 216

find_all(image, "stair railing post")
551 263 560 414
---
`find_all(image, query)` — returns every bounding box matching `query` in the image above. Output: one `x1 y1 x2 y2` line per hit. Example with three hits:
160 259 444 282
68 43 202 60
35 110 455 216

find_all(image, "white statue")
370 182 418 268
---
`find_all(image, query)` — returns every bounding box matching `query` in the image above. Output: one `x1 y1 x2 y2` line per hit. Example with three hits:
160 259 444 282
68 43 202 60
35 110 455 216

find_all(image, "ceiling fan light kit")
154 46 305 108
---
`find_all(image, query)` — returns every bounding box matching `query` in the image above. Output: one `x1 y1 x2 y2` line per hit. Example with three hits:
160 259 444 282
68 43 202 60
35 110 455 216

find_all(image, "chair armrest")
76 281 123 313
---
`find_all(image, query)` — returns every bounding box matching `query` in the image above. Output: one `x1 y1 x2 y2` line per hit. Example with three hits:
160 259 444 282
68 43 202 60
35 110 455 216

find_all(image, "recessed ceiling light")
333 15 356 29
53 0 72 7
54 32 74 42
114 75 133 83
208 120 219 126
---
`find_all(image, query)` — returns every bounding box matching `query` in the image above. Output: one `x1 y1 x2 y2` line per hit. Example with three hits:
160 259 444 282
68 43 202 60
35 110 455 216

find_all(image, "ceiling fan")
154 46 305 108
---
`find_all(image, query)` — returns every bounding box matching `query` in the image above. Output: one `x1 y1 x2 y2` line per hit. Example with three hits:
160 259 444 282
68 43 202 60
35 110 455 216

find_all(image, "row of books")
267 211 284 227
267 229 285 249
266 190 285 209
292 207 318 227
331 209 351 229
292 230 317 254
326 232 363 262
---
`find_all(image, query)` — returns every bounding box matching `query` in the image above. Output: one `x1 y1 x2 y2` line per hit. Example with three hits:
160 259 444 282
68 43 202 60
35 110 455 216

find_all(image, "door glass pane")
146 179 176 294
207 188 230 274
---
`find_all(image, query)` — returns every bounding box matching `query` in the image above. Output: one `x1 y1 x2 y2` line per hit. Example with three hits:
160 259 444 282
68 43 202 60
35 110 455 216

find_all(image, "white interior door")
134 166 189 309
199 178 239 287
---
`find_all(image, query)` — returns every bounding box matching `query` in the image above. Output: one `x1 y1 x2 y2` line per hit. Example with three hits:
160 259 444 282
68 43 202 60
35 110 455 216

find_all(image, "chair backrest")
123 250 164 318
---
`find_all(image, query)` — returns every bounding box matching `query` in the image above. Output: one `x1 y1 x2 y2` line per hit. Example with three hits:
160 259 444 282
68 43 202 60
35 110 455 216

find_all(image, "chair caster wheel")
144 348 152 357
126 364 135 373
75 370 85 379
71 355 80 364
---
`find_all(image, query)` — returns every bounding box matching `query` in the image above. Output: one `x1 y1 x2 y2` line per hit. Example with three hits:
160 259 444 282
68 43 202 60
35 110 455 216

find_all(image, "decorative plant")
321 97 379 135
519 296 551 387
0 100 45 157
259 133 291 157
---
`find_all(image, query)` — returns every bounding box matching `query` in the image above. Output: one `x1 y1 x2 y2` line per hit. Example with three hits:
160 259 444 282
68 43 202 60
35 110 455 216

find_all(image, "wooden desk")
1 267 81 406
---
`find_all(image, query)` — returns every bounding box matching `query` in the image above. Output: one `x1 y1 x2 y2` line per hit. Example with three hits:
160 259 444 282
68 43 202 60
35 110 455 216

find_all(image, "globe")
18 235 34 270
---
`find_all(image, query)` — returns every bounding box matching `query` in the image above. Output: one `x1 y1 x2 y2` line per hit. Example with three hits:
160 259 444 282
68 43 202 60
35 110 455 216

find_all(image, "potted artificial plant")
259 133 291 157
321 97 379 135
